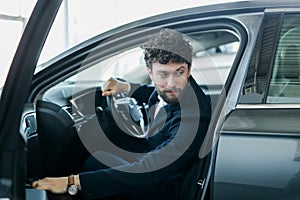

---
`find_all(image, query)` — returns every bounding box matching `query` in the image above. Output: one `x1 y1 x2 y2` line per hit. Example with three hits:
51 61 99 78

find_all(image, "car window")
267 14 300 103
191 31 239 90
38 28 240 112
238 13 300 104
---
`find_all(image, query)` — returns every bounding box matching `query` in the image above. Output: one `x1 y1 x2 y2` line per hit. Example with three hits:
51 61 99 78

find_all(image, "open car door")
0 0 62 199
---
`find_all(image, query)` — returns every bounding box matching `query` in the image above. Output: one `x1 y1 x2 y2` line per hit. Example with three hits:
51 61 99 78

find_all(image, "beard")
156 87 182 105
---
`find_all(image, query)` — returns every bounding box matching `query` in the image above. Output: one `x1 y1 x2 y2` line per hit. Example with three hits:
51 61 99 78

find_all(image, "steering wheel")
96 92 148 138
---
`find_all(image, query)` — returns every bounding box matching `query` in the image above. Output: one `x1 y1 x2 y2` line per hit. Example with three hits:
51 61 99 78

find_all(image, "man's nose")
166 76 176 88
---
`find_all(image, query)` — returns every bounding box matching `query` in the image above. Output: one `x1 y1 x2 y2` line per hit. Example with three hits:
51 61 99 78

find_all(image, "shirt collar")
157 95 167 106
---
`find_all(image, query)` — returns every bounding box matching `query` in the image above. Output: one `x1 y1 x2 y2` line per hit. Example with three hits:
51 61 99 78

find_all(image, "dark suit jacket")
79 76 211 200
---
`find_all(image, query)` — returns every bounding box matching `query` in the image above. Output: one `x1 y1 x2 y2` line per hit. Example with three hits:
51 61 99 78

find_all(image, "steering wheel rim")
105 92 148 138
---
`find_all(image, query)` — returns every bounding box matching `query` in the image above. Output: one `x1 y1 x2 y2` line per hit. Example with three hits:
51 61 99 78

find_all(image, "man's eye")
159 72 168 78
176 70 185 76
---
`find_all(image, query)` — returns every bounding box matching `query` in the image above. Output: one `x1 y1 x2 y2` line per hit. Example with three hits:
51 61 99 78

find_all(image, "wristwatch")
67 175 78 195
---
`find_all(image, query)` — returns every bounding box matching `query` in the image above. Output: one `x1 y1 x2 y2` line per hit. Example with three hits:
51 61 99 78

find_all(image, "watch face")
68 185 78 195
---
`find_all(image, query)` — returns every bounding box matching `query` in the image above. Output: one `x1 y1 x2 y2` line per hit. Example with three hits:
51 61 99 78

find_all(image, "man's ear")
146 67 154 81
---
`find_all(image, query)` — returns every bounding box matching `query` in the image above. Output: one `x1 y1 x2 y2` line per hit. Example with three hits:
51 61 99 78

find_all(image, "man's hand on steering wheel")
102 77 130 96
98 77 148 138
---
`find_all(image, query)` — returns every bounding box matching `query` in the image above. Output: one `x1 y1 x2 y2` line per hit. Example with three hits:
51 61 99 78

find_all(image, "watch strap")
68 175 75 186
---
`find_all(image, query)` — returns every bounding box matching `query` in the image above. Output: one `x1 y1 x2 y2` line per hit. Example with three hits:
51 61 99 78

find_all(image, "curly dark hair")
142 29 193 70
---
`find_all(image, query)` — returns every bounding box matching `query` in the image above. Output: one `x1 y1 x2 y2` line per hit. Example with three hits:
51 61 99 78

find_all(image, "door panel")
213 108 300 200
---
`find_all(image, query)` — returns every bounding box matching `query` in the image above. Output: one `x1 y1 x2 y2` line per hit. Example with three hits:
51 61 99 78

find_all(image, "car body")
0 0 300 199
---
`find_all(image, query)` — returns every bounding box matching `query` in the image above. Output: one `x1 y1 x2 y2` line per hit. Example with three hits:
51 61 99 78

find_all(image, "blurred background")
0 0 238 86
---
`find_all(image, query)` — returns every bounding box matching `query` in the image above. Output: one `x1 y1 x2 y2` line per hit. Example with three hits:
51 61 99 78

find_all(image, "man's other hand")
102 77 129 96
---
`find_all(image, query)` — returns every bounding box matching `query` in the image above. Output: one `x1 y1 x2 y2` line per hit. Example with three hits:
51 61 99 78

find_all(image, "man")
33 29 211 200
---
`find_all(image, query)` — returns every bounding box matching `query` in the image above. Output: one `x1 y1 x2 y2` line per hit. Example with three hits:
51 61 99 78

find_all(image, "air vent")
64 106 82 121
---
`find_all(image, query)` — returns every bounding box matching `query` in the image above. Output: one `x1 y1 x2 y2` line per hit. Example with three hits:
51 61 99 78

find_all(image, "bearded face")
155 85 182 104
147 61 190 105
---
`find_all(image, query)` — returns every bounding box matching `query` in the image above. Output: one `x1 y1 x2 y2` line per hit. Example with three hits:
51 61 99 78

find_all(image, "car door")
213 10 300 200
0 0 62 199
